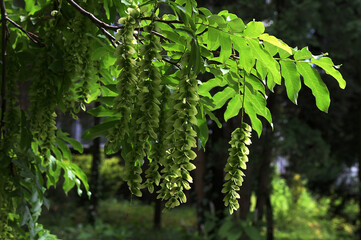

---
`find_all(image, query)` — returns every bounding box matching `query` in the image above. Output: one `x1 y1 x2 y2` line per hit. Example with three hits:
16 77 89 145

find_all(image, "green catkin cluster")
30 28 58 158
129 24 163 194
222 123 252 214
145 87 170 193
157 59 199 208
106 5 141 152
63 12 96 115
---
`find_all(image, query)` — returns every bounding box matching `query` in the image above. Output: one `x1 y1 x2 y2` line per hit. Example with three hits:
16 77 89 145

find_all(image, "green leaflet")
259 33 293 56
243 20 265 38
244 74 266 95
199 77 226 98
205 109 222 128
243 83 272 137
57 129 83 153
209 14 227 28
224 94 242 122
59 161 90 198
210 87 236 111
280 60 301 104
294 47 312 60
311 57 346 89
55 138 72 161
228 18 245 33
207 27 220 50
244 100 262 137
248 39 281 85
231 36 255 73
88 105 120 117
220 33 232 64
296 61 331 113
82 120 118 140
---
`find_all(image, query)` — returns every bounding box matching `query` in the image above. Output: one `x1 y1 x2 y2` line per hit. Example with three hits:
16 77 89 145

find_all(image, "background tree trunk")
154 197 162 229
255 95 276 239
88 102 101 225
195 148 206 233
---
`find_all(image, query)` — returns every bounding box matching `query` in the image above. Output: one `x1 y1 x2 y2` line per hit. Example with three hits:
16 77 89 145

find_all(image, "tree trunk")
154 197 162 229
266 195 274 240
195 148 206 233
255 95 276 239
238 164 254 220
88 102 101 225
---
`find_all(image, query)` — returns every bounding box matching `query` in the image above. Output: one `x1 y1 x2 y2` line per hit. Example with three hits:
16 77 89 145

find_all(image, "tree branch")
99 27 118 48
66 0 118 30
6 17 43 45
142 17 182 24
0 0 8 135
66 0 181 69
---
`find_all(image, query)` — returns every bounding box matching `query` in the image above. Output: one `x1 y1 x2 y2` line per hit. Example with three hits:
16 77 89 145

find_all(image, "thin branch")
66 0 181 69
66 0 118 30
162 57 181 69
142 17 182 24
67 0 183 31
6 17 43 45
0 0 8 135
99 27 118 48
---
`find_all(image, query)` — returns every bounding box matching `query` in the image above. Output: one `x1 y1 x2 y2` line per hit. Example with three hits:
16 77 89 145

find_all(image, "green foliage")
72 153 125 198
0 0 345 238
271 174 355 240
40 199 199 240
204 212 262 240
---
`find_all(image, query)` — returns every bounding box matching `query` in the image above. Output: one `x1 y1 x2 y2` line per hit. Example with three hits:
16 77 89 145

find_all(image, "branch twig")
66 0 181 69
6 17 43 45
66 0 118 30
142 17 182 24
99 27 118 48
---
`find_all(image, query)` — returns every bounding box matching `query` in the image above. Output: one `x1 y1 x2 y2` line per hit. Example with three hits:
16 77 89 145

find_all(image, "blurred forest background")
39 0 361 239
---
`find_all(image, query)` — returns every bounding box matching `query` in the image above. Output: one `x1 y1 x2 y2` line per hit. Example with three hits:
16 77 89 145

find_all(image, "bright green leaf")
229 18 245 33
231 36 255 73
311 57 346 89
210 87 236 111
294 47 312 60
260 33 293 55
243 21 265 38
199 77 226 98
220 33 232 64
248 39 281 84
224 94 242 122
280 60 301 104
207 27 220 50
296 62 330 112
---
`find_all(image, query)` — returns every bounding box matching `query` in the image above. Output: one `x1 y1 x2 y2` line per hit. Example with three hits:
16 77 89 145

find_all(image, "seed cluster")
222 123 252 214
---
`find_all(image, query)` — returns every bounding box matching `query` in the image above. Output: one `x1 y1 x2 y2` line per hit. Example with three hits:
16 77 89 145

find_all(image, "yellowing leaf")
260 33 293 55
